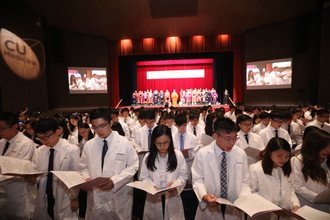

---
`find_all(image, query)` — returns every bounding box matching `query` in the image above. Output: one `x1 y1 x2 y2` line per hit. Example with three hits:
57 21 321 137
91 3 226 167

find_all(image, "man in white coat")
0 112 36 220
306 108 330 133
192 117 251 220
235 115 265 165
134 109 157 151
186 113 205 144
259 110 292 148
32 118 80 220
79 108 139 220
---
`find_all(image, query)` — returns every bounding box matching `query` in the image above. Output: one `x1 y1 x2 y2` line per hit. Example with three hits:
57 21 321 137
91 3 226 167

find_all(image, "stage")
122 103 230 111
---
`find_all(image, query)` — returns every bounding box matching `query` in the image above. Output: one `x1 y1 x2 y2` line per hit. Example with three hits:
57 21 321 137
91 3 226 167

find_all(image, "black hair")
259 112 270 119
120 107 129 113
205 112 217 136
164 113 175 120
236 114 252 126
301 129 330 185
58 118 72 140
146 125 177 172
316 108 329 116
0 112 18 126
188 113 199 120
144 109 156 120
270 110 286 120
34 118 59 134
175 114 187 126
111 109 120 116
90 108 112 122
262 137 292 177
213 117 238 134
78 122 94 142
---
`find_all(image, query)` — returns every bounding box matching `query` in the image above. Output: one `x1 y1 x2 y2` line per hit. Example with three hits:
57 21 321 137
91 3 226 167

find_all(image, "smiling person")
291 128 330 213
192 117 250 220
249 137 300 219
79 108 139 220
139 124 187 220
31 118 80 220
0 112 36 220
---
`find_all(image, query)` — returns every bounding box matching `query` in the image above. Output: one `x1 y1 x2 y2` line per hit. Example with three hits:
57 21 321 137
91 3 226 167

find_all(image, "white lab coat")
79 131 139 220
134 124 157 151
281 122 303 146
119 121 130 138
32 138 80 220
192 141 251 220
249 161 300 210
172 131 199 184
139 149 188 220
306 120 330 133
251 122 267 134
186 122 205 143
259 125 292 147
236 131 265 165
291 155 330 212
0 132 36 220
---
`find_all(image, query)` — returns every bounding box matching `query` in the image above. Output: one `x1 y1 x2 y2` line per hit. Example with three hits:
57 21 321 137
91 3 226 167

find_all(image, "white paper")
244 147 261 160
127 181 181 195
313 184 330 203
234 194 282 217
129 140 149 154
200 133 214 146
215 197 234 206
51 171 110 189
295 205 330 220
0 156 45 176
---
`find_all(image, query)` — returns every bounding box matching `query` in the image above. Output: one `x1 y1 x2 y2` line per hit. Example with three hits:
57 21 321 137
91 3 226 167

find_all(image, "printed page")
313 184 330 203
0 156 45 176
127 181 181 195
233 194 282 217
215 197 234 206
295 205 330 220
244 147 261 159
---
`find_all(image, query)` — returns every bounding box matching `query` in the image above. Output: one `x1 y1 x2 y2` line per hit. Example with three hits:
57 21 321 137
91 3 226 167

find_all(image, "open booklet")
0 156 45 176
216 194 282 217
127 181 181 195
313 184 330 203
128 139 149 154
51 171 110 190
244 147 262 160
273 205 330 220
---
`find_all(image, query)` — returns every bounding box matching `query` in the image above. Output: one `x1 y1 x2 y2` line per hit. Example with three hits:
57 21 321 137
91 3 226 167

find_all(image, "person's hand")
98 178 114 190
292 206 300 212
70 199 79 212
202 194 219 208
80 178 92 191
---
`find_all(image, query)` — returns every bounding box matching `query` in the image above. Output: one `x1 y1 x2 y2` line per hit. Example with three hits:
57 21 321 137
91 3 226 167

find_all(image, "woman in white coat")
249 137 300 219
291 128 330 213
139 125 188 220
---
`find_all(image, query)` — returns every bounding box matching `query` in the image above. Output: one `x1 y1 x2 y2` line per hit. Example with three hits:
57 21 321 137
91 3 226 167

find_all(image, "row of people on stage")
132 88 219 106
0 105 329 220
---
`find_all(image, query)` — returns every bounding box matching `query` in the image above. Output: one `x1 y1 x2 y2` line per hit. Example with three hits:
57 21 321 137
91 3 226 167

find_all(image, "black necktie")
101 140 108 170
275 129 278 138
321 123 324 128
2 141 10 156
193 126 197 136
46 148 55 220
244 133 249 144
148 129 152 150
287 124 291 135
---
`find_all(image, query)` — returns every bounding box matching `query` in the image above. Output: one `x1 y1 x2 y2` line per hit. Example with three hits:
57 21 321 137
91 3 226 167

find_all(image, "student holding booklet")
249 137 300 219
30 118 80 220
139 125 188 220
291 128 330 213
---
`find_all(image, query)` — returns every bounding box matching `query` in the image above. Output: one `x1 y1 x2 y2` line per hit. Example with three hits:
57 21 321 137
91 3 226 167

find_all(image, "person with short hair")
249 138 300 219
0 112 36 220
79 108 139 220
192 118 250 220
251 111 270 134
139 125 187 220
187 113 205 143
134 109 157 151
32 118 80 220
259 110 292 148
306 108 330 133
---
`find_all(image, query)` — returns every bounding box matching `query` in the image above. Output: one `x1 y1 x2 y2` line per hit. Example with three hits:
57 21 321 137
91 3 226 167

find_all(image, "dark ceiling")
20 0 321 40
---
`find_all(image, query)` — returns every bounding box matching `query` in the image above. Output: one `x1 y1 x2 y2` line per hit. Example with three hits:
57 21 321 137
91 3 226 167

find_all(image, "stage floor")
123 103 230 110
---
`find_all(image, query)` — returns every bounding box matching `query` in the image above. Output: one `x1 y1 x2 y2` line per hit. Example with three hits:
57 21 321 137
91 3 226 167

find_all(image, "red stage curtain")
136 59 214 92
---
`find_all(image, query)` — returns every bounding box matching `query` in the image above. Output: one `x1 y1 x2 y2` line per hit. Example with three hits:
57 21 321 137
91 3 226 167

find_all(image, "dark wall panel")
244 12 322 106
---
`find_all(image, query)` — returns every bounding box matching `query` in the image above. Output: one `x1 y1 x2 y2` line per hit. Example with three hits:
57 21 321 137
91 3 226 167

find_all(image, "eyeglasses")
155 141 171 147
215 132 238 142
92 122 110 130
36 131 54 141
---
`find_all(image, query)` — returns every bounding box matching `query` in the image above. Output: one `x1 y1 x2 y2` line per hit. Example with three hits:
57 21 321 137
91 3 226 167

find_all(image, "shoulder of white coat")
232 145 246 155
62 138 80 152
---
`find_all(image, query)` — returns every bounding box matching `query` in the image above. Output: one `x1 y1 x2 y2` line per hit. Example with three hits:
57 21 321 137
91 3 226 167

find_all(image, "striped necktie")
180 134 184 150
220 152 227 199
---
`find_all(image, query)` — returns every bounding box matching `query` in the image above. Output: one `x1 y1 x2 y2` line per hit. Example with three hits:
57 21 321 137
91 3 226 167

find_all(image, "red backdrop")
136 58 214 92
